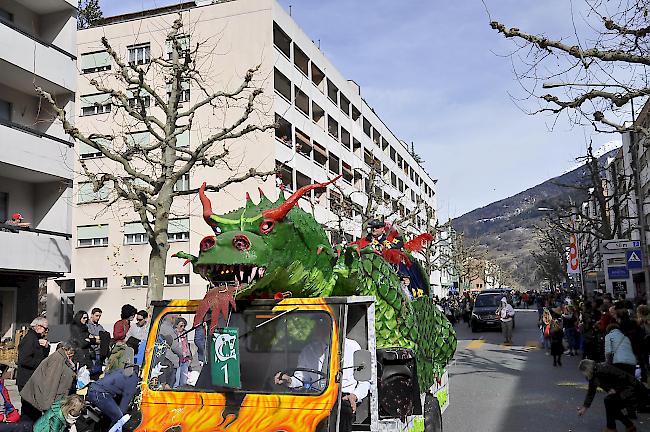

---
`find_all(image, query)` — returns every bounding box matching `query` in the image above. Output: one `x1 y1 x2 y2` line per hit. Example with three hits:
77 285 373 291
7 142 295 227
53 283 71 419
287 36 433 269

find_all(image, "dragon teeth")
258 267 265 277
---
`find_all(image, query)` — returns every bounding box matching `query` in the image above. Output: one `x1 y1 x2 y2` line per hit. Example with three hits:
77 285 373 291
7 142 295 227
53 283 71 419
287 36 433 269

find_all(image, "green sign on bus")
210 327 241 388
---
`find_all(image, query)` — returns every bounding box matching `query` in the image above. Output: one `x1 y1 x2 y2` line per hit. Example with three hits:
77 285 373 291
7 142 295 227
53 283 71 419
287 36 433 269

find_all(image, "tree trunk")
147 221 170 304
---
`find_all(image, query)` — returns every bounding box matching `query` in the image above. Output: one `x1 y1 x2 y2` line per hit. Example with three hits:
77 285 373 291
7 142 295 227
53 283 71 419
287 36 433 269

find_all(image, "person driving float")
366 219 403 251
274 324 370 431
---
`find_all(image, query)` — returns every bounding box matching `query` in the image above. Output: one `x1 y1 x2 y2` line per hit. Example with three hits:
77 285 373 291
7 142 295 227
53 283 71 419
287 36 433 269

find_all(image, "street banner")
568 233 580 274
210 327 241 388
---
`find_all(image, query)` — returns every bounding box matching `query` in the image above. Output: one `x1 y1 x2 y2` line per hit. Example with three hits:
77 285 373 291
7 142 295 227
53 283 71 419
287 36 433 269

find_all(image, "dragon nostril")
200 236 216 252
232 235 251 251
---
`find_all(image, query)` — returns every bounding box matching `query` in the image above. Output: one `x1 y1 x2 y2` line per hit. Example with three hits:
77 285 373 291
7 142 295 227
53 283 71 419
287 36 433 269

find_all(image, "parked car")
471 290 516 332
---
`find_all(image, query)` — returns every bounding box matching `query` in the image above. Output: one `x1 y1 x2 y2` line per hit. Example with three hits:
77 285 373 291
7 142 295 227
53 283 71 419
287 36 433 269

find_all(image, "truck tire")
424 393 443 432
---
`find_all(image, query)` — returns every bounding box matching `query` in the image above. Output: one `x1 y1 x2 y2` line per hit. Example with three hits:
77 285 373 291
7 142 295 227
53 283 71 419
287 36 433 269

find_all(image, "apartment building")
0 0 77 337
49 0 439 327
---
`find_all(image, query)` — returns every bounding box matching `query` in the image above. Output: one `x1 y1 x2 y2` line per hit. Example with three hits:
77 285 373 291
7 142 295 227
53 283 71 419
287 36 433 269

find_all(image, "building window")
341 127 351 150
80 93 111 116
0 99 10 123
77 225 109 247
166 35 190 60
58 280 75 325
296 171 311 191
276 161 294 191
352 105 361 121
275 114 292 147
85 278 108 290
128 43 150 65
327 79 338 105
295 128 312 158
293 44 310 76
312 101 325 130
313 142 327 167
78 182 111 203
327 115 339 140
273 23 291 58
79 138 111 159
342 161 353 183
274 68 291 101
127 89 151 109
328 152 340 175
339 94 350 117
174 173 190 192
124 221 148 245
311 63 325 92
80 51 111 73
166 274 190 285
294 86 310 117
124 275 149 287
166 80 190 103
363 118 372 138
169 218 190 242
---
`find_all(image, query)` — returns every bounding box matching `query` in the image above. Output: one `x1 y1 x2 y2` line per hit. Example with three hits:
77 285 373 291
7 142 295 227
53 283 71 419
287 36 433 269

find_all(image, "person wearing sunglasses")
17 317 50 422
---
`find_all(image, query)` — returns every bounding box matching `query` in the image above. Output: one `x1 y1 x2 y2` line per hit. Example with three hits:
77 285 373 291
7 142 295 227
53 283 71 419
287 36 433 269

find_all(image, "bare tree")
531 222 568 290
37 17 275 302
490 0 650 139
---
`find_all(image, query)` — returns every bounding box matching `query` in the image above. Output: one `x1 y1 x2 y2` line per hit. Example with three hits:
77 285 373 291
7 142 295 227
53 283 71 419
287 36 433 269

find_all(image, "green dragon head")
175 178 340 297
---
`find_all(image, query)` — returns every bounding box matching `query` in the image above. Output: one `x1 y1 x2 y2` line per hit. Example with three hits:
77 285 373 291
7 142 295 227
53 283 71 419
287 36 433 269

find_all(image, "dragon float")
174 177 456 390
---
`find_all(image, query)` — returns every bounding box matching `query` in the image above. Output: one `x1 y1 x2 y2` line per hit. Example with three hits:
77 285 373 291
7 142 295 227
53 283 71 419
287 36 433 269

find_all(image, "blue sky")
101 0 617 219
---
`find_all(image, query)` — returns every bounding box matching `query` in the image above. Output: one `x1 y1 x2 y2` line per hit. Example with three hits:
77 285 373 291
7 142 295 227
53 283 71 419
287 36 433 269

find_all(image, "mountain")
451 146 620 289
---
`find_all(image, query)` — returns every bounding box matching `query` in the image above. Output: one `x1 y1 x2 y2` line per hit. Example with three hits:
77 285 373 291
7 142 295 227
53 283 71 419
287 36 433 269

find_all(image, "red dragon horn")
263 175 342 221
199 182 214 223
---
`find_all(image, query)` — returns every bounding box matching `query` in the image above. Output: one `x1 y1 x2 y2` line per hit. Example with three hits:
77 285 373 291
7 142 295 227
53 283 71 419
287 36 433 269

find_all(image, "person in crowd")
194 322 207 365
126 310 149 354
113 304 137 343
174 317 192 388
157 314 182 388
4 213 30 228
0 372 21 426
541 308 552 353
563 304 579 356
637 305 650 384
580 301 599 360
399 275 414 301
617 304 646 382
605 323 637 377
497 297 515 345
550 319 565 367
69 310 94 370
32 394 83 432
20 341 77 420
86 367 139 428
17 317 50 423
578 359 644 432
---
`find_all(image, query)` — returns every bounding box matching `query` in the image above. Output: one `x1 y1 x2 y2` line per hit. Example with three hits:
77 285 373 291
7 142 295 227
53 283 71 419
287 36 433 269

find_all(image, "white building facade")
0 0 77 338
48 0 439 329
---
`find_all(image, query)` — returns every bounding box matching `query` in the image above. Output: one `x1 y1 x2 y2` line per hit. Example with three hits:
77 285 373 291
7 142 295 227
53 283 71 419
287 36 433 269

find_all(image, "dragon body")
175 178 456 391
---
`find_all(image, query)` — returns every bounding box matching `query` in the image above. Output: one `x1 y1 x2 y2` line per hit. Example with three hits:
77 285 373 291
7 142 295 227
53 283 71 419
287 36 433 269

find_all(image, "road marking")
557 381 600 391
467 339 485 350
526 341 541 348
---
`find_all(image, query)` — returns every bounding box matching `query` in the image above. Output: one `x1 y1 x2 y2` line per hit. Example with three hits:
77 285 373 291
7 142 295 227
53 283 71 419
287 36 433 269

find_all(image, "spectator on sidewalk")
550 320 564 367
605 323 637 377
17 317 50 423
578 359 644 432
637 305 650 383
32 395 84 432
20 342 77 421
69 311 94 370
113 304 137 343
86 368 138 428
562 305 579 356
125 310 149 354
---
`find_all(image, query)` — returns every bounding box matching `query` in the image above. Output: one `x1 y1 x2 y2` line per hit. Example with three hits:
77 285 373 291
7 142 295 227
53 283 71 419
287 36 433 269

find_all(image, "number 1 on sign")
221 363 229 384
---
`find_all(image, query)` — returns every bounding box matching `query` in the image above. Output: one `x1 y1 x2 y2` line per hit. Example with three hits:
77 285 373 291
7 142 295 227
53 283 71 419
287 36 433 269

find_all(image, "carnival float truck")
123 178 457 432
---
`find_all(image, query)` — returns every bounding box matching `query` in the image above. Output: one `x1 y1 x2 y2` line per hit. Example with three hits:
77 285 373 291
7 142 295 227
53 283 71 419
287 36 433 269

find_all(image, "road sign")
210 327 241 388
626 249 643 269
607 266 629 280
601 239 641 253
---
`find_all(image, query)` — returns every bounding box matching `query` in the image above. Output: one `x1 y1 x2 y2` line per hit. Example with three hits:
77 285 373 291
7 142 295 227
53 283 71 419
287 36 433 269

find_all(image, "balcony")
13 0 76 14
0 225 71 275
0 20 76 94
0 120 73 180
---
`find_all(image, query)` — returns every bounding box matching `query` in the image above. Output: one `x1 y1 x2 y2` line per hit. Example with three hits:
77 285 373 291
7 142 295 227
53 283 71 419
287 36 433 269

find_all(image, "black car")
471 290 515 332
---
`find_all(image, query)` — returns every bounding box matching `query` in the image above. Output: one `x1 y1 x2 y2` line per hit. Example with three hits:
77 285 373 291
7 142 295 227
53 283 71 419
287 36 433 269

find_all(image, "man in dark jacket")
577 359 646 432
87 367 139 427
17 317 49 390
17 317 50 423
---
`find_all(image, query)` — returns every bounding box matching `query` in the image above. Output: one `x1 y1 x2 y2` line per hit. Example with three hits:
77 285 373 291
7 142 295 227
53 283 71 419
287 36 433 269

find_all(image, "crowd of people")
1 303 157 431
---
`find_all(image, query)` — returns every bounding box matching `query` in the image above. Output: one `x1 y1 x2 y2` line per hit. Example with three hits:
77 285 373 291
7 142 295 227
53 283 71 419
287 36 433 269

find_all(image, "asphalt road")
442 309 649 432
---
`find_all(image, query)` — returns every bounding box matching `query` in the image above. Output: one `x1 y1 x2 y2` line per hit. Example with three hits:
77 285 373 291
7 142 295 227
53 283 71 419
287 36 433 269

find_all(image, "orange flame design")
135 299 340 432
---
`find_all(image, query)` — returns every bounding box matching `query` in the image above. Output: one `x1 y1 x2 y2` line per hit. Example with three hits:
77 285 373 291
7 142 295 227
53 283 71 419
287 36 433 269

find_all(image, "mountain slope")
451 148 618 289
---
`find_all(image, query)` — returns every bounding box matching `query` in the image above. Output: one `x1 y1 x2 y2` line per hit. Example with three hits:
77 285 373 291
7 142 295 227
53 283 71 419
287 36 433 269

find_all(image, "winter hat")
501 297 507 303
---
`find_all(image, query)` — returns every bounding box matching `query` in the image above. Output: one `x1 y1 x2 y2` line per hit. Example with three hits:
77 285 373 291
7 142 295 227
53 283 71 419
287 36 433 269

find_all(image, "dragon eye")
211 225 222 236
259 219 275 234
200 236 216 251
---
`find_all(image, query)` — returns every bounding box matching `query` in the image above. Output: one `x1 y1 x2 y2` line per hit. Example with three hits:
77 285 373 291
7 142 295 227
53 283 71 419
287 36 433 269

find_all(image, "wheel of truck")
424 392 443 432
